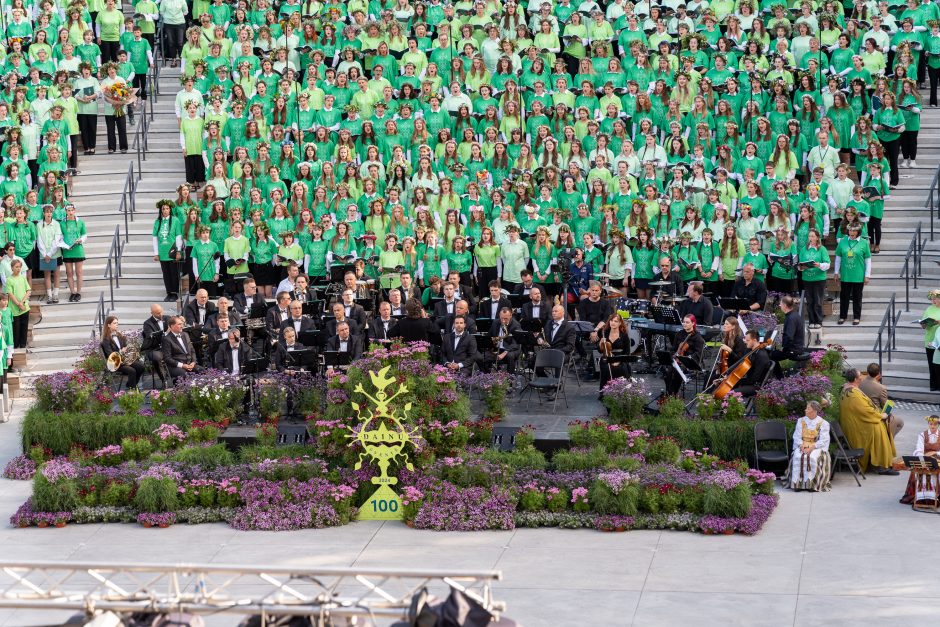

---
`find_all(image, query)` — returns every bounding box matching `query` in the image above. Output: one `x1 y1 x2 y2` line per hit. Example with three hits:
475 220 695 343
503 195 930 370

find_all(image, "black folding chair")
518 348 567 413
754 421 789 477
829 422 866 487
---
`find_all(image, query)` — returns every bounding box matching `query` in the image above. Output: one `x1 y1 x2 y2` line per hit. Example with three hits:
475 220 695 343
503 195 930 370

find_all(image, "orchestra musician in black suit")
512 270 538 297
206 296 241 329
439 300 477 335
484 307 521 373
340 288 369 328
161 316 204 382
445 270 476 309
233 277 266 316
396 271 422 303
279 300 317 340
733 330 773 397
272 326 307 372
326 301 362 337
213 329 251 374
538 305 576 356
433 282 459 319
291 274 317 303
441 314 480 377
101 315 145 389
325 320 364 361
368 302 399 343
520 285 551 329
183 288 217 327
266 291 292 335
142 303 173 383
385 288 406 317
476 281 512 320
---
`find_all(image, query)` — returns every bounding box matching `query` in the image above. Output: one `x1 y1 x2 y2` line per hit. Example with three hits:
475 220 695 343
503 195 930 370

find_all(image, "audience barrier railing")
899 222 925 312
872 293 899 372
103 225 123 311
929 162 940 241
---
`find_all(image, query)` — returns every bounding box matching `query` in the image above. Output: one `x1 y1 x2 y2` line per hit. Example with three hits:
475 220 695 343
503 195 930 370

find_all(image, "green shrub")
681 487 705 514
100 482 133 507
703 484 752 518
644 439 681 465
552 447 610 471
21 408 195 456
482 446 547 470
519 489 546 512
658 397 687 421
170 444 235 468
32 474 78 512
589 481 638 516
638 486 661 514
120 437 154 461
660 490 682 514
117 389 145 414
629 416 772 462
134 477 179 513
609 456 642 472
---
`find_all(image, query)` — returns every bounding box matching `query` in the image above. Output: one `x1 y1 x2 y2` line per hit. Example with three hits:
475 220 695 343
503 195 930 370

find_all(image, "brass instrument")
494 323 508 356
106 344 140 372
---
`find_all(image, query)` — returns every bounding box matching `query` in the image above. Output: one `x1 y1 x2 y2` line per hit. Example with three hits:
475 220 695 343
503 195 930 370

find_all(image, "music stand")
475 333 494 353
329 263 355 284
508 294 527 309
286 348 319 372
298 330 324 350
141 330 163 352
323 350 352 370
302 300 324 318
718 297 751 313
476 316 493 330
355 297 373 313
248 303 268 321
651 305 681 325
520 318 544 334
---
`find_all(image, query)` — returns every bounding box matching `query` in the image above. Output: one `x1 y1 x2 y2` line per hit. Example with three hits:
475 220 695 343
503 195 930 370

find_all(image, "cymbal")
596 272 612 278
648 280 671 287
667 296 687 303
603 286 622 294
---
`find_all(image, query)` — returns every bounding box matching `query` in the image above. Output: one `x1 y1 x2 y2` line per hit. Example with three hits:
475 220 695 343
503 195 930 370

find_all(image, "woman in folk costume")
900 415 940 505
839 368 897 474
786 401 832 492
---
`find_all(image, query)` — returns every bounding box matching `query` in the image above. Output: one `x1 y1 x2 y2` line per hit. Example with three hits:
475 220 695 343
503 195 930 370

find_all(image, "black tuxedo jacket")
213 341 251 373
184 300 217 327
543 319 576 354
161 331 197 368
442 332 480 368
325 334 364 360
477 297 512 319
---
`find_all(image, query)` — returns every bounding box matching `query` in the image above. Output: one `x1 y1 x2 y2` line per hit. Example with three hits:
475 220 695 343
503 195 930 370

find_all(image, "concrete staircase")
812 107 940 402
25 65 186 377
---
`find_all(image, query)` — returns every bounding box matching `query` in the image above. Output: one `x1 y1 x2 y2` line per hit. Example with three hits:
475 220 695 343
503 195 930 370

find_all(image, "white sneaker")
901 159 909 169
910 160 918 168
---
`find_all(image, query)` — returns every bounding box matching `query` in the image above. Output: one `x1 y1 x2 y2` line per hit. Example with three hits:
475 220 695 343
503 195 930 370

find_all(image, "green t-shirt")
835 237 871 283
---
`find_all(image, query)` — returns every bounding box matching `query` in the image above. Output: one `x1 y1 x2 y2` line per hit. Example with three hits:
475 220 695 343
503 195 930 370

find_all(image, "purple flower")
40 458 78 483
3 455 36 481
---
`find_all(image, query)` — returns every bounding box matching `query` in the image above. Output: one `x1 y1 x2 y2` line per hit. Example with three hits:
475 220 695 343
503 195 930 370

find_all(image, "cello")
713 339 772 400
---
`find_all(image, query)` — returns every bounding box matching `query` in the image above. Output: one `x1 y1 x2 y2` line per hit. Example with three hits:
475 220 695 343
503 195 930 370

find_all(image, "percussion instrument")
648 280 672 287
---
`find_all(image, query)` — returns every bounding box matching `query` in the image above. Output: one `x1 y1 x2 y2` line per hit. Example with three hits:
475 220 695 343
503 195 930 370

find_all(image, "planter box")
822 299 834 316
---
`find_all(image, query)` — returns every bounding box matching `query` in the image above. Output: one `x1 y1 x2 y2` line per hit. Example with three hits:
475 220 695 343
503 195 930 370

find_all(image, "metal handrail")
117 162 138 238
871 293 899 372
102 225 123 310
91 292 106 339
928 162 940 241
899 222 925 311
133 97 150 170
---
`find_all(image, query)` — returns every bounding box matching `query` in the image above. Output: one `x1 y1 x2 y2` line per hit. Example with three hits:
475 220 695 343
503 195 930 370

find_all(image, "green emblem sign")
348 366 418 520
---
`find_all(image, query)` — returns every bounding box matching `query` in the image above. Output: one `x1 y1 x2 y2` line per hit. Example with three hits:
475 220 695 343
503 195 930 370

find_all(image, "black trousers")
839 281 864 320
101 40 120 63
159 259 179 296
867 217 882 247
105 114 127 151
68 135 78 169
929 65 940 106
927 347 940 391
164 24 185 59
803 279 826 325
882 138 901 186
12 312 27 348
900 130 919 160
184 154 205 184
132 73 147 101
77 114 96 150
118 362 145 388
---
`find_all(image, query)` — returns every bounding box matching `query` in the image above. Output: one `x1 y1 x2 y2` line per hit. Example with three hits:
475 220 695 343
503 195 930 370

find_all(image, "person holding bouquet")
99 62 132 154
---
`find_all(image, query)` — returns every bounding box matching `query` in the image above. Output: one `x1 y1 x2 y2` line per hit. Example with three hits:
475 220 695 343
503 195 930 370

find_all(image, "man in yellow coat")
840 368 898 474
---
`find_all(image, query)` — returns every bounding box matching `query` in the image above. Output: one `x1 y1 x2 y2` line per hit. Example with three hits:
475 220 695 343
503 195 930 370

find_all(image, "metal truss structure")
0 561 505 625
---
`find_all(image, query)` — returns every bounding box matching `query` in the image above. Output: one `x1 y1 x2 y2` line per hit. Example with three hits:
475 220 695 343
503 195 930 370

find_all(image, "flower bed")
7 341 782 535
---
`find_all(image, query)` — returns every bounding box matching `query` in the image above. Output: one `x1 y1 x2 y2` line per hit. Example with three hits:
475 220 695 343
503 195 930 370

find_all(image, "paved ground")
0 400 936 627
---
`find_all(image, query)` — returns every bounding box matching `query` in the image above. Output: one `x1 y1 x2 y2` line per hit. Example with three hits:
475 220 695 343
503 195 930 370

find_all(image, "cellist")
732 330 773 398
663 314 705 396
709 315 746 386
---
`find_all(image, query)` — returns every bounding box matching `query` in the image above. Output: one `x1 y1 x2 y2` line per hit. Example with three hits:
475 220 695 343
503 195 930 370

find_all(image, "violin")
718 346 730 376
598 337 614 357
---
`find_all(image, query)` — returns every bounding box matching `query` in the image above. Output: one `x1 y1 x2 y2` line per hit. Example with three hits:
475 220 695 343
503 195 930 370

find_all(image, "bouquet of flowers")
102 81 138 117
